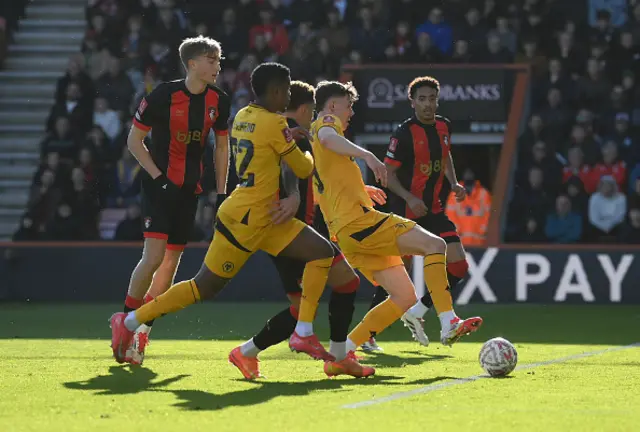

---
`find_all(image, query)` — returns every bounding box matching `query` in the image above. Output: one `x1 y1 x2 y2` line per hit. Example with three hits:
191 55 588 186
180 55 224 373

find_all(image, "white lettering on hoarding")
455 248 498 305
516 254 550 301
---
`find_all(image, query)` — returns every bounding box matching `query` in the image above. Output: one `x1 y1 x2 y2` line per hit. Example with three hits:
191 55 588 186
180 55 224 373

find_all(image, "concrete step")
14 31 83 46
0 193 29 208
0 83 56 98
0 179 32 189
4 56 69 71
0 138 41 153
0 222 19 238
0 125 45 136
0 111 49 125
0 165 38 180
25 5 85 21
0 71 63 83
0 208 25 218
0 97 55 111
0 153 40 164
20 19 86 32
8 44 79 56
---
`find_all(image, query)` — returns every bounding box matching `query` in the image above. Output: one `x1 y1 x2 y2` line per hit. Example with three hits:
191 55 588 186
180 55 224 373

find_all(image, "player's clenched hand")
290 126 311 141
452 183 466 202
153 173 180 200
364 152 387 187
271 193 300 224
406 195 428 217
365 185 387 206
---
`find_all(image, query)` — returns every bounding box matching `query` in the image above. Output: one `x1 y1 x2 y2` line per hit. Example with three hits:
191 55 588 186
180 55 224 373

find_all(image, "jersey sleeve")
214 91 231 135
270 116 297 155
133 84 165 132
317 114 343 135
384 124 413 167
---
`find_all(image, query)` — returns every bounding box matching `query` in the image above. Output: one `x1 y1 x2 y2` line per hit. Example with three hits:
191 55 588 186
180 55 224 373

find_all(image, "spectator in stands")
516 38 548 79
593 140 627 192
609 113 638 165
577 57 612 111
567 123 599 166
508 166 551 240
93 97 122 142
494 16 516 54
81 36 111 81
540 87 572 142
152 5 188 47
545 194 582 243
409 32 445 63
95 56 135 114
476 32 513 63
319 8 350 58
588 175 627 242
66 167 100 240
46 82 93 141
40 117 78 161
516 140 561 191
350 7 386 61
563 146 597 194
249 6 289 56
416 7 452 55
12 214 41 242
455 7 487 55
109 146 141 208
216 7 249 70
620 208 640 244
628 178 640 209
56 55 94 105
45 202 82 241
451 39 472 63
518 113 547 153
309 37 340 82
513 217 547 243
114 202 143 241
122 14 147 72
535 57 574 110
33 152 67 190
565 175 589 217
28 169 62 231
551 31 585 78
445 168 491 246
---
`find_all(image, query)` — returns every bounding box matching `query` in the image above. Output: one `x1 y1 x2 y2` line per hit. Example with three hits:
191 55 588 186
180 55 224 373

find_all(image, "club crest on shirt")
444 135 449 146
323 115 334 124
282 128 293 143
389 137 398 151
208 107 216 122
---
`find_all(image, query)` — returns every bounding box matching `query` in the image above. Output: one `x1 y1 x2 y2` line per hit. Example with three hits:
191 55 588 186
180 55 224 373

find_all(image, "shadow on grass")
63 365 189 395
360 351 453 369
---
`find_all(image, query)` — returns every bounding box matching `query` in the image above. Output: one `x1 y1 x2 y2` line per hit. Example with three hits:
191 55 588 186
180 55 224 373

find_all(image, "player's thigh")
371 264 417 311
270 254 304 296
166 192 199 249
396 225 446 257
273 220 334 262
204 214 253 279
326 243 358 289
140 237 168 268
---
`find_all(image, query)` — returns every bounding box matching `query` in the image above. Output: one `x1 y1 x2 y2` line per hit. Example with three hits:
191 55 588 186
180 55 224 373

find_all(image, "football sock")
328 277 358 342
126 279 201 331
423 254 453 314
143 293 155 327
368 285 388 311
297 256 333 326
240 339 262 357
329 341 347 361
409 300 430 318
439 310 457 331
251 306 298 354
348 298 404 347
447 259 469 289
123 295 142 313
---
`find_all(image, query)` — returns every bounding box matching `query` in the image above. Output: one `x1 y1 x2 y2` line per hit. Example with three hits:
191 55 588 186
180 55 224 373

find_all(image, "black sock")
145 319 155 327
253 307 297 350
329 290 356 342
123 305 136 313
368 285 388 311
420 292 434 308
447 271 463 291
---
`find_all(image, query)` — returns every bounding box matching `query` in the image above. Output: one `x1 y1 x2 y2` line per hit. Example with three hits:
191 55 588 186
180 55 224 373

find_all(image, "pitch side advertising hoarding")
343 65 512 135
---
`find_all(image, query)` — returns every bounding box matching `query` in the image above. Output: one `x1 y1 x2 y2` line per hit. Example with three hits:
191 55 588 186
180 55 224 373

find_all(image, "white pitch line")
342 342 640 409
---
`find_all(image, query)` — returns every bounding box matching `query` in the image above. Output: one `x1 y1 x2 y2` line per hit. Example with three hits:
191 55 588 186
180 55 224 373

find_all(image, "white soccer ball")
479 337 518 377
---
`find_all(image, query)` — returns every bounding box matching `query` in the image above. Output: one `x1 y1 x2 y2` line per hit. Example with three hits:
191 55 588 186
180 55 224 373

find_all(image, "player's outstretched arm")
127 124 162 179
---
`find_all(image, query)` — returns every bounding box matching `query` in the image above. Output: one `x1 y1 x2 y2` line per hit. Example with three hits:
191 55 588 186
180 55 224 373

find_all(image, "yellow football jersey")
220 104 300 226
310 113 373 235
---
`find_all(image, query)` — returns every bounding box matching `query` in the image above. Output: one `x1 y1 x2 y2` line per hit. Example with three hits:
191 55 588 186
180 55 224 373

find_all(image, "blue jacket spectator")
416 8 452 54
545 195 583 243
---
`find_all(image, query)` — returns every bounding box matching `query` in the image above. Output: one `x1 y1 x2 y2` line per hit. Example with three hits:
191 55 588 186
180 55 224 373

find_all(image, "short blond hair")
178 36 222 70
315 81 359 111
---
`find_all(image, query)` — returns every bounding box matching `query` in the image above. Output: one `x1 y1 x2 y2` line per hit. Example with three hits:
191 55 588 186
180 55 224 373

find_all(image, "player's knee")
141 251 164 271
193 265 229 300
419 235 446 256
390 288 417 311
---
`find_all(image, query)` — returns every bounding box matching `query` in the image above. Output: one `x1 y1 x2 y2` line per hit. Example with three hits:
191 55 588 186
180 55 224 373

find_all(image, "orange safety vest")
445 181 492 246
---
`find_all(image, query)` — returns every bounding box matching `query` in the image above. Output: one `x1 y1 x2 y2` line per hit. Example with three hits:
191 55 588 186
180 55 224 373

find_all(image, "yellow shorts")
204 210 306 278
335 209 415 283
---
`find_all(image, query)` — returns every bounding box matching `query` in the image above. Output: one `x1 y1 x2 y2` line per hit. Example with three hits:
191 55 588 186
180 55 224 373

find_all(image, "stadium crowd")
5 0 640 244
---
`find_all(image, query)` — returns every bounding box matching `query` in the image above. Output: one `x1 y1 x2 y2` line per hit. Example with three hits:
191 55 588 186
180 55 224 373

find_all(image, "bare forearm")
127 130 161 179
281 161 300 197
445 153 458 185
387 170 413 202
214 135 229 194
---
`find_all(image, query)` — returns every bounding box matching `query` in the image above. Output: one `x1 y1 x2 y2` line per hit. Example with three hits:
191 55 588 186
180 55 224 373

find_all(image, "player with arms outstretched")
121 36 230 364
380 76 472 347
110 63 353 369
309 81 482 375
229 81 376 379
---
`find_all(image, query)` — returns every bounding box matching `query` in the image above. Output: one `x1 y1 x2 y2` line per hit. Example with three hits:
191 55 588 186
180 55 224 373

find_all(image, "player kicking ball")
121 36 230 364
109 63 370 376
229 81 380 379
362 77 473 349
308 82 482 376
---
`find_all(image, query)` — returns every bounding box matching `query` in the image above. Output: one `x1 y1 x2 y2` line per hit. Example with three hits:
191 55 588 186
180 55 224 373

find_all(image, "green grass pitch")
1 303 639 432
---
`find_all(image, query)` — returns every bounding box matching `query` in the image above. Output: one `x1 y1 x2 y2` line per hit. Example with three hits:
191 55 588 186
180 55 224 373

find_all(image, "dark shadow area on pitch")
157 375 404 411
3 303 640 345
63 365 189 396
360 351 453 369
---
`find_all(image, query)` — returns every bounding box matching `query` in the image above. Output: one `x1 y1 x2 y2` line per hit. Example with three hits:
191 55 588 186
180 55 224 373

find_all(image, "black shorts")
415 212 460 244
270 241 341 295
140 178 199 248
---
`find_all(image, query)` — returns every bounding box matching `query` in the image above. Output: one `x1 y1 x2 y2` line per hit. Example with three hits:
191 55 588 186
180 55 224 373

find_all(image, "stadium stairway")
0 0 85 240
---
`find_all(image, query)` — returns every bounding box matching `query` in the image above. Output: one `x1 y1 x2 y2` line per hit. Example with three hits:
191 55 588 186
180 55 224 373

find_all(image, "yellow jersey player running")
310 82 483 375
109 63 341 366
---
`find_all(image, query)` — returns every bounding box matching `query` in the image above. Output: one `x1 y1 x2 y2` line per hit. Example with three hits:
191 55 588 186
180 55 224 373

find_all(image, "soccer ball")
479 337 518 377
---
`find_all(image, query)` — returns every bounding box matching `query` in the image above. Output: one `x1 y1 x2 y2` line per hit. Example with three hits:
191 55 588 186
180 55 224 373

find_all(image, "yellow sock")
423 253 453 313
348 298 403 347
298 256 333 322
134 279 201 324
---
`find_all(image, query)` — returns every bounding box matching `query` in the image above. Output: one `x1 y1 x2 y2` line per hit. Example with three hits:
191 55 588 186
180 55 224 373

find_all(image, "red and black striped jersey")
133 80 231 194
384 115 452 218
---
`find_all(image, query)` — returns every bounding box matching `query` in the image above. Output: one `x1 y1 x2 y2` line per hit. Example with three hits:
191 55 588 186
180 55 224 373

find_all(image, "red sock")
143 293 155 304
289 305 299 319
124 295 143 311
